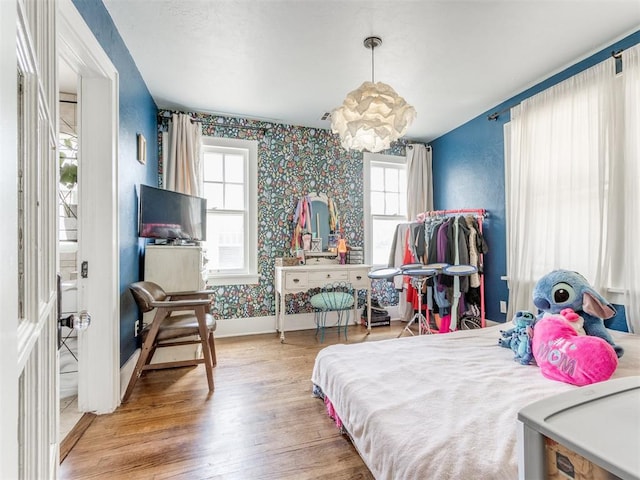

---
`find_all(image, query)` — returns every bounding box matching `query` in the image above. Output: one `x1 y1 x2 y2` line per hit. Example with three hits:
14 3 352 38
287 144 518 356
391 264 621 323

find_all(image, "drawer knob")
326 274 331 278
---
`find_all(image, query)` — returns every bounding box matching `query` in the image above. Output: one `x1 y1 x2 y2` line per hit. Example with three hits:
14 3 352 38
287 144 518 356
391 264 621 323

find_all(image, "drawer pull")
356 275 362 280
293 278 300 283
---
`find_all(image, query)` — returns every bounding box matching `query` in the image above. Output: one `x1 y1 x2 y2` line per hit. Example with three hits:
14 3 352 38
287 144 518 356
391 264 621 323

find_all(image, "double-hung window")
201 137 258 285
363 153 407 267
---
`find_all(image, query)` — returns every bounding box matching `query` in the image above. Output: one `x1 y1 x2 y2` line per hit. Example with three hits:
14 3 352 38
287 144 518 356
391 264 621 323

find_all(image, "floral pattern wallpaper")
158 110 404 319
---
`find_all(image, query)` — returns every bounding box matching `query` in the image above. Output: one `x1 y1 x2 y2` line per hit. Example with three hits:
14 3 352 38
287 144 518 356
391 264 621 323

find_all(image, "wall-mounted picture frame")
137 133 147 165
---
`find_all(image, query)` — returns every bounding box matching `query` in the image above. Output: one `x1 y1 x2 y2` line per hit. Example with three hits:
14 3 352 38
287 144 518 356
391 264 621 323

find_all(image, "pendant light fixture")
331 36 416 153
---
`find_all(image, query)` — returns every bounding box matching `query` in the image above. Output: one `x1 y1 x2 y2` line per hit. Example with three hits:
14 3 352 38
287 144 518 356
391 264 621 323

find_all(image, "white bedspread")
311 325 640 480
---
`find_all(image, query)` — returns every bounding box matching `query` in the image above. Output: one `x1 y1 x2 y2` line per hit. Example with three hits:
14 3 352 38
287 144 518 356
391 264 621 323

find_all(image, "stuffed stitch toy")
532 269 623 358
498 310 536 365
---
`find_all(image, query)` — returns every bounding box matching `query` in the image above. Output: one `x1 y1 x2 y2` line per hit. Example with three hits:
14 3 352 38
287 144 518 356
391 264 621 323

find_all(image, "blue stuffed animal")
498 310 536 365
532 269 623 358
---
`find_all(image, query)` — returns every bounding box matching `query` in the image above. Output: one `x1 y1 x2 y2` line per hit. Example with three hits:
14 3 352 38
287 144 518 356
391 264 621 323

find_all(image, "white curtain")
506 59 618 317
406 144 433 220
622 45 640 332
165 113 202 196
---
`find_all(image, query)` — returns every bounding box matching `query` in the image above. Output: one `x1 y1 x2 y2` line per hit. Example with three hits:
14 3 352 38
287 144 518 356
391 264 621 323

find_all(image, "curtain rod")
487 104 519 122
158 111 272 131
487 48 626 121
194 120 271 131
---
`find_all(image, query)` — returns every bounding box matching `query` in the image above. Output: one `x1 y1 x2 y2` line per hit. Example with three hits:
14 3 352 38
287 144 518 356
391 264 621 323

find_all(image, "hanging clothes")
422 209 488 327
384 210 488 328
291 195 313 251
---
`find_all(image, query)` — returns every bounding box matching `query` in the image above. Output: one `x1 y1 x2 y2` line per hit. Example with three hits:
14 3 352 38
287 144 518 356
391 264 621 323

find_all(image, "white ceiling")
102 0 639 143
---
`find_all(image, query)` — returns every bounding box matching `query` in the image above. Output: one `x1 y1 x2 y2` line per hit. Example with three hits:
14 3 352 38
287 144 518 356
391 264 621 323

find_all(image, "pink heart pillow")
532 316 618 386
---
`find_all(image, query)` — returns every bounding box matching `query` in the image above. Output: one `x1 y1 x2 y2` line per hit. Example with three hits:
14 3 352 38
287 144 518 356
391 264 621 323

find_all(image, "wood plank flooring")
60 322 407 479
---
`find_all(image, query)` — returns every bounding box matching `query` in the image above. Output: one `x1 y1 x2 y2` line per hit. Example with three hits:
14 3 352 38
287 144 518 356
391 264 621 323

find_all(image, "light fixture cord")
371 42 375 83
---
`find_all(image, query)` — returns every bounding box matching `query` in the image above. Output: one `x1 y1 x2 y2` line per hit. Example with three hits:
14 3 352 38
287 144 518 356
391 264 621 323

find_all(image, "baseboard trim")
215 308 378 338
119 349 139 401
59 412 96 463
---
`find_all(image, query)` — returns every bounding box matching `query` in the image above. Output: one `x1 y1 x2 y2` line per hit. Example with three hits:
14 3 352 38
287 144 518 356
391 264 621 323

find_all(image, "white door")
0 0 121 477
1 0 60 477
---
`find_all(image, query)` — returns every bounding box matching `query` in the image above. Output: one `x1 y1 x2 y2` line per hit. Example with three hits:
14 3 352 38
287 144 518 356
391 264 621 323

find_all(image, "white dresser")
274 263 372 342
144 245 207 292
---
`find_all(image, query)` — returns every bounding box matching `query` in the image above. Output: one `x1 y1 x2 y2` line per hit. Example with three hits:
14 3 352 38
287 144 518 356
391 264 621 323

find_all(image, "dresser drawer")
285 272 308 289
349 269 370 287
308 270 349 284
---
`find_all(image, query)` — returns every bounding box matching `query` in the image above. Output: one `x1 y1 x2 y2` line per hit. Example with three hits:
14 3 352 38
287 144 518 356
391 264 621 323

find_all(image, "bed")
311 324 640 479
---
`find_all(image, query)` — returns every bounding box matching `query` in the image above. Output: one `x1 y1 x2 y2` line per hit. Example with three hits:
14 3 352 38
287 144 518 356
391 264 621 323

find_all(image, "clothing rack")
418 208 487 329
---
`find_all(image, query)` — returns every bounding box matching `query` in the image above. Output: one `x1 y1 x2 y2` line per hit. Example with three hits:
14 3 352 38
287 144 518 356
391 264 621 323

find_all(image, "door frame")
58 0 120 414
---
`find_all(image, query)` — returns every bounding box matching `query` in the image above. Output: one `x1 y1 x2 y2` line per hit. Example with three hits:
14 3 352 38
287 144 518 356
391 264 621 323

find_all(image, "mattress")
311 325 640 480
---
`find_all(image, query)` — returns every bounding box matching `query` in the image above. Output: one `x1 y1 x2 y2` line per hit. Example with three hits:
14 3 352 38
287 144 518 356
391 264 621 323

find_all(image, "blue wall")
431 30 640 323
72 0 158 365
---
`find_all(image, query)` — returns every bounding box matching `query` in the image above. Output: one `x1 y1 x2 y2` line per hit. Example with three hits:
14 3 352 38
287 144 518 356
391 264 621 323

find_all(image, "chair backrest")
129 281 168 313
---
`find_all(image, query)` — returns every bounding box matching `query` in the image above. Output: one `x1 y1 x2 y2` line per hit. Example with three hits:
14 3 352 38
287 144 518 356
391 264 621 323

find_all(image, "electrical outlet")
135 321 146 337
500 301 507 314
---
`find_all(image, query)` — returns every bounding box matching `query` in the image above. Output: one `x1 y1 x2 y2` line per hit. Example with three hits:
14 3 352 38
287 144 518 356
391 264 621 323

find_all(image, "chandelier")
331 36 416 153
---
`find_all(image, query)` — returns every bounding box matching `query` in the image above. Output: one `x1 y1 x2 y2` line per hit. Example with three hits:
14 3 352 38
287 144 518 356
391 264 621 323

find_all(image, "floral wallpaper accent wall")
158 110 405 319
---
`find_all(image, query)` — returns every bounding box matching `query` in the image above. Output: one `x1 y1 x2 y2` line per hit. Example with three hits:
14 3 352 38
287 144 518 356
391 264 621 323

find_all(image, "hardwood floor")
60 322 406 479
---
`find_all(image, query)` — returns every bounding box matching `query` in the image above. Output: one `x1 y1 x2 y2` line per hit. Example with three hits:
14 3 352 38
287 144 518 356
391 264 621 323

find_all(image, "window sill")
207 273 260 286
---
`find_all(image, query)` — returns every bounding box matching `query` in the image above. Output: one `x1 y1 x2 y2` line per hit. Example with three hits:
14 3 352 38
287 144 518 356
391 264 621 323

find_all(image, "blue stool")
310 281 355 343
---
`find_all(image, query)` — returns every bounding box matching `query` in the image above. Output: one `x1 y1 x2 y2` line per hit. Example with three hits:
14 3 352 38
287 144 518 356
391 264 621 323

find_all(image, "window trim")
201 136 258 285
363 152 407 267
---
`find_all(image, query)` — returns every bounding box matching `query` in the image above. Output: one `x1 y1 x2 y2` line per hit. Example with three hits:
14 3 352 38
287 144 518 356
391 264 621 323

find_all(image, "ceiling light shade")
331 36 416 153
331 81 416 152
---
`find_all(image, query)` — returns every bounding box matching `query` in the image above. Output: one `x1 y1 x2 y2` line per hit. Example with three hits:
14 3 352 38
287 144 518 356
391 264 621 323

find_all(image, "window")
505 52 639 323
201 137 258 285
363 153 407 267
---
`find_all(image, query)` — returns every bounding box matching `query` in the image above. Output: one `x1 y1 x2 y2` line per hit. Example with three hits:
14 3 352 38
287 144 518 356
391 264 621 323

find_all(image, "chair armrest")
165 289 215 298
150 298 211 308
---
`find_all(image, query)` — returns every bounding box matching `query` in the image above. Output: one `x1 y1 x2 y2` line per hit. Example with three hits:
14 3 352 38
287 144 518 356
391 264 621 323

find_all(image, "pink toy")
532 310 618 386
551 307 585 335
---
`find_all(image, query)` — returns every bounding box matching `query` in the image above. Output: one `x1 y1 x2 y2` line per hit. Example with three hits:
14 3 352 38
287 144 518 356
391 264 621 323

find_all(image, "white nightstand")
517 376 640 480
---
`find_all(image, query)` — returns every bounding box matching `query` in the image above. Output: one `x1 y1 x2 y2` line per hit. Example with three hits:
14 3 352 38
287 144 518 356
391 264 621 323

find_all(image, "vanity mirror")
308 193 330 250
291 193 340 256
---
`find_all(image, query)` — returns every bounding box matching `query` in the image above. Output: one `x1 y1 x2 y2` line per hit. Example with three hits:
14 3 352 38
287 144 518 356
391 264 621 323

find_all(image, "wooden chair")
123 281 217 402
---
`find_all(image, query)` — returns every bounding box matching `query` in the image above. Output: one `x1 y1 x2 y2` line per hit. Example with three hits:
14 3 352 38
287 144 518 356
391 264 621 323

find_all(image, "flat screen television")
138 184 207 242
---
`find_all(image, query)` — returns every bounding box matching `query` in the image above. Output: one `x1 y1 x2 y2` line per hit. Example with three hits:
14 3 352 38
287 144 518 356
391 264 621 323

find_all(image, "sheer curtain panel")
406 144 433 220
506 59 618 317
166 113 202 196
622 45 640 332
